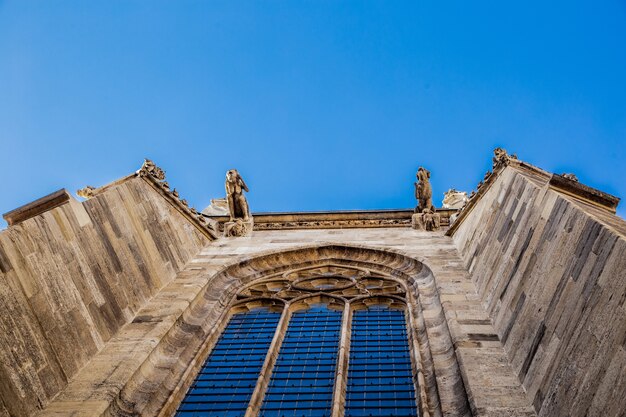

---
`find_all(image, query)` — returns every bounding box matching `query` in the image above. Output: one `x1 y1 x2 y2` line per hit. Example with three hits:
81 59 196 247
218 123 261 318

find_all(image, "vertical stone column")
331 303 352 417
245 307 290 417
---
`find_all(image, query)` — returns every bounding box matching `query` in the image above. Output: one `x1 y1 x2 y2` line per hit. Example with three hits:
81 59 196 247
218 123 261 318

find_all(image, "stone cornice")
2 189 72 226
205 208 456 231
548 173 620 213
79 159 219 240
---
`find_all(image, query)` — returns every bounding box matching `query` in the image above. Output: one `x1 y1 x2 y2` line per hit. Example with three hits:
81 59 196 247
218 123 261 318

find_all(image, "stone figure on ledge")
412 166 441 231
414 167 434 213
224 169 253 237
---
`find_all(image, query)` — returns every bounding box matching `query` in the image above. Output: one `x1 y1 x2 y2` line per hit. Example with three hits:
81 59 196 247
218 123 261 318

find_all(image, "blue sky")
1 1 625 227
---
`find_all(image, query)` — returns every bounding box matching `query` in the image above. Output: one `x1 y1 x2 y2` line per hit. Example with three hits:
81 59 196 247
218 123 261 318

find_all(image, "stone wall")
37 228 535 417
452 165 626 416
0 177 210 416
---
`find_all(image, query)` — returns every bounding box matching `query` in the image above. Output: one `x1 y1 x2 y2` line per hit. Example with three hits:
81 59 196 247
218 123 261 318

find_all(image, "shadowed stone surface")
10 155 624 416
29 228 535 417
0 177 209 416
452 165 626 417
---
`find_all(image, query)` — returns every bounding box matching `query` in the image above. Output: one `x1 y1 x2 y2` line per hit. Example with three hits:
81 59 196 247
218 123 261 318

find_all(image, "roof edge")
446 148 621 236
77 159 219 240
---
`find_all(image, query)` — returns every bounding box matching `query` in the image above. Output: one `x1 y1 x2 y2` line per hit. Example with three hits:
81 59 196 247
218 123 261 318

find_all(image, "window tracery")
176 265 419 417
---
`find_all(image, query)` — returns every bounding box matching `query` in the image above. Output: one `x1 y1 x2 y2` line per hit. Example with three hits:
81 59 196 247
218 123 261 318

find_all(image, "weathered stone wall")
0 177 209 416
38 228 535 417
452 166 626 416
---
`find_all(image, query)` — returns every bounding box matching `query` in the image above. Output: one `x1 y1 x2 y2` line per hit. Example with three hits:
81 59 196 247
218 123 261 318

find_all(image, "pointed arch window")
175 266 420 417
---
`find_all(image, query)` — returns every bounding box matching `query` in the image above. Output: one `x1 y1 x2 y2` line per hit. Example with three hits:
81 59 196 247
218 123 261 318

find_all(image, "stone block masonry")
0 177 210 416
452 165 626 417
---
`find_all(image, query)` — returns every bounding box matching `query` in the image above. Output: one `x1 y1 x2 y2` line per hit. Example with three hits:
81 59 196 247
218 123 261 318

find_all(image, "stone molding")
2 188 71 226
254 218 413 230
99 245 472 417
207 209 454 231
549 172 620 213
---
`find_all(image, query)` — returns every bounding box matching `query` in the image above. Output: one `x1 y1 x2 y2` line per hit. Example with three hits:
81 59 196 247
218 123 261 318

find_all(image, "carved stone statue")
225 169 250 221
223 169 253 237
414 167 433 213
412 166 441 231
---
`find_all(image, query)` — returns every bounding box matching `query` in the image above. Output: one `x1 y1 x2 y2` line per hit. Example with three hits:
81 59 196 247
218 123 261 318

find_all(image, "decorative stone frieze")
254 218 413 230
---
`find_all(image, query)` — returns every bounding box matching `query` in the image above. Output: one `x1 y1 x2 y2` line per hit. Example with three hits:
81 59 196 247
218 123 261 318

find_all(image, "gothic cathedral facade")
0 150 624 417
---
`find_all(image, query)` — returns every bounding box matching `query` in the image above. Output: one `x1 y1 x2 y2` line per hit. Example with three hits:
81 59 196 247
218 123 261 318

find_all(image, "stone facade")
452 164 626 417
0 176 210 417
0 155 624 417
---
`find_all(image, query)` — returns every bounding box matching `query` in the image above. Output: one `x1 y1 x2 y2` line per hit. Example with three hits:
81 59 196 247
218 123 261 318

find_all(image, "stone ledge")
549 173 620 213
206 208 456 231
2 189 71 226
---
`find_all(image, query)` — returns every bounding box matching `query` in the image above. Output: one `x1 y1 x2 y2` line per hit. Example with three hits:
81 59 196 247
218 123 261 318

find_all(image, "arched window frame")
176 264 428 417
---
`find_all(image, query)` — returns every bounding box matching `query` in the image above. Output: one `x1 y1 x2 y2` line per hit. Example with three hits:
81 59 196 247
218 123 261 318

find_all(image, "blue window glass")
176 308 281 417
345 305 418 417
259 304 342 417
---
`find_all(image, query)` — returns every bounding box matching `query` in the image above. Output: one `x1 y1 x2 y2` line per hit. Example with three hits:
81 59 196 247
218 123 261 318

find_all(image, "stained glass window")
345 305 418 417
176 308 281 417
175 268 420 417
259 304 342 417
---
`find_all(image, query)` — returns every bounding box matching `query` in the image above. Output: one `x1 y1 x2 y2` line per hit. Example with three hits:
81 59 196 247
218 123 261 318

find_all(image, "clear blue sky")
1 1 625 228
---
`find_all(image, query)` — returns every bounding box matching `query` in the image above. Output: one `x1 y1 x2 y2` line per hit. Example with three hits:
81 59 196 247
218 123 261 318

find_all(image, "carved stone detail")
414 167 434 213
254 218 415 230
492 147 518 171
77 186 97 199
442 189 469 209
137 158 166 181
134 159 217 239
412 209 441 231
561 173 579 182
412 167 440 231
224 169 252 237
224 218 253 237
225 169 251 221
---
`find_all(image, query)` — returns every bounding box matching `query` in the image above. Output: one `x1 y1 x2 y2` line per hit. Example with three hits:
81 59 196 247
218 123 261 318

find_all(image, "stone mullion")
331 302 352 417
244 305 291 417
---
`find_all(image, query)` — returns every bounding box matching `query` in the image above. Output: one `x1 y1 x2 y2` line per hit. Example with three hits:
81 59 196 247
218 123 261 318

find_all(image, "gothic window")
176 266 420 417
260 303 342 417
176 305 282 416
345 304 417 417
